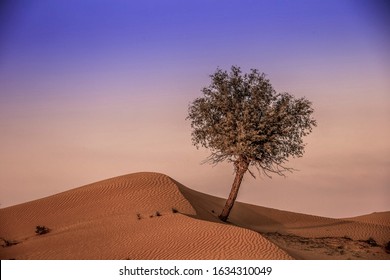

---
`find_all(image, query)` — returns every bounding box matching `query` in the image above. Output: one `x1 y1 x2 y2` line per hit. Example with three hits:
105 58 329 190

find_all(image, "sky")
0 0 389 218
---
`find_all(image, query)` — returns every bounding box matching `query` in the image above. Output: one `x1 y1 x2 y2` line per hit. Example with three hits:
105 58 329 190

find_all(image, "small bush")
0 237 19 247
365 237 378 247
358 237 378 247
35 225 50 235
385 241 390 254
136 213 141 220
172 208 179 214
155 211 162 217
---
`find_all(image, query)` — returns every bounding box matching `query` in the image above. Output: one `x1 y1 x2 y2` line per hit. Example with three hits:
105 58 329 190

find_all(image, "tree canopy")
188 65 316 178
187 66 317 222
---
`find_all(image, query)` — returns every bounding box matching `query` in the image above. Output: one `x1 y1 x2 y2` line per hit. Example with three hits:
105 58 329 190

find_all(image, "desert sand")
0 172 389 260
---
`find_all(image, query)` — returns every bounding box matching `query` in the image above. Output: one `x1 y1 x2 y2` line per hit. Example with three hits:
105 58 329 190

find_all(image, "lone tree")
187 66 317 222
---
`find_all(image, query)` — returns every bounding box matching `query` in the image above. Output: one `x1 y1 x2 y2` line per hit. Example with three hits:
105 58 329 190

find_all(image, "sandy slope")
178 184 390 259
1 172 389 259
0 172 292 260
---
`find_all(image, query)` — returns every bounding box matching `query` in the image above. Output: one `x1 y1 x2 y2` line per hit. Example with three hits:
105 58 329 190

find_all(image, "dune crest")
1 172 389 260
0 172 292 260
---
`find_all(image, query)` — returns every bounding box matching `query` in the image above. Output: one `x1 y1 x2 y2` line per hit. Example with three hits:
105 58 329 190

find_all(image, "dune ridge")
0 172 292 260
1 172 389 260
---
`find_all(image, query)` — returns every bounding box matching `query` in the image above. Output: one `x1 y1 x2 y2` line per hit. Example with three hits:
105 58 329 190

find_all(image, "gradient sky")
1 0 389 218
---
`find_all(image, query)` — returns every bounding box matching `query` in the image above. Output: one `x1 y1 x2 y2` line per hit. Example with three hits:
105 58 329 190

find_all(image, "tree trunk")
219 157 249 222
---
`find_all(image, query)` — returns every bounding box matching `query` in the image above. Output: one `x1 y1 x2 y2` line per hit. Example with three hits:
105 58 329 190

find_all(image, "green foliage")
187 66 317 177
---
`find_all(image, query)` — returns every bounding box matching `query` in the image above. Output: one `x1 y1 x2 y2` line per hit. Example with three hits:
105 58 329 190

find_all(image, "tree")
187 66 317 222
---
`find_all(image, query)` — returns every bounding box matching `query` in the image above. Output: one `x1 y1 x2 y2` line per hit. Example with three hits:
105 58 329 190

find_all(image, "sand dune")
0 172 291 259
179 184 390 259
0 172 389 260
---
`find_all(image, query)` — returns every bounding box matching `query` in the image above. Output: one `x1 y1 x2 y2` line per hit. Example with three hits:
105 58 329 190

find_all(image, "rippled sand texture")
179 183 390 259
0 172 292 259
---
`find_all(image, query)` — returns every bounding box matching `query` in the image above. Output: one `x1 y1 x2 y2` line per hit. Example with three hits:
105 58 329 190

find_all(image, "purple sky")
0 0 389 217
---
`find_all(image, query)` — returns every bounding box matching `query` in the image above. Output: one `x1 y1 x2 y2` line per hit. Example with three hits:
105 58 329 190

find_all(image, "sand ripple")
0 172 291 259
